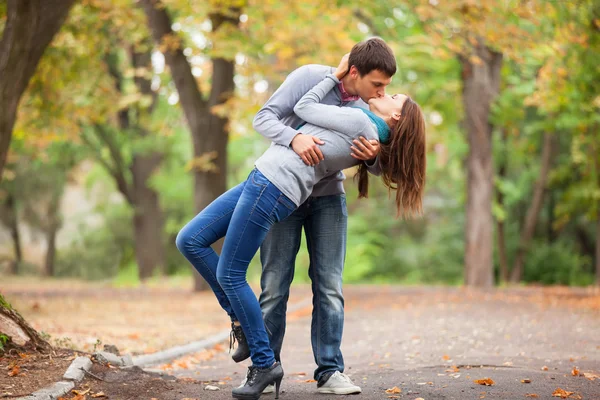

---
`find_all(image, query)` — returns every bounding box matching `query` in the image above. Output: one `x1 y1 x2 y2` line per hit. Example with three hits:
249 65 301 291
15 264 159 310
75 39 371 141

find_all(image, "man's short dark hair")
349 37 397 77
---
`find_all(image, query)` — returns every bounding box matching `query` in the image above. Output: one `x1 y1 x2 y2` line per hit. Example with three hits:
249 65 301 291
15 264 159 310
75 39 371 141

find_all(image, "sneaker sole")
317 387 362 395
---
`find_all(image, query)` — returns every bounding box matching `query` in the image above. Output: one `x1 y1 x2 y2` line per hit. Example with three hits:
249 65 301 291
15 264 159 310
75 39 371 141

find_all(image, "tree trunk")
0 294 51 353
510 133 556 283
460 40 503 288
130 44 166 280
44 194 61 277
142 0 238 291
6 193 22 274
0 0 75 181
596 203 600 286
496 128 509 284
99 41 167 281
132 151 165 280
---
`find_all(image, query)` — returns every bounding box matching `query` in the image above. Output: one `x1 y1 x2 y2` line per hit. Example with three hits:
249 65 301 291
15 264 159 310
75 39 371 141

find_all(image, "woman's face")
368 94 408 121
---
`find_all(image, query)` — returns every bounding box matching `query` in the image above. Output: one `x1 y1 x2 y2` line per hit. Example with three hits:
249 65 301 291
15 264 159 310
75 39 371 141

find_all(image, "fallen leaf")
521 379 532 383
91 392 106 398
571 367 579 376
213 343 225 352
445 365 460 373
525 395 539 398
583 372 599 381
72 388 90 396
304 379 317 383
474 378 495 386
552 388 574 398
71 395 86 400
542 366 549 371
442 355 451 361
385 386 402 394
8 366 20 377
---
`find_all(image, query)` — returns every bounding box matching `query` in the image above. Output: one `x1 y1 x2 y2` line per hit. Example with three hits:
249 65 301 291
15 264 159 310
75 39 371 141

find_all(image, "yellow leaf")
474 378 495 386
385 386 402 394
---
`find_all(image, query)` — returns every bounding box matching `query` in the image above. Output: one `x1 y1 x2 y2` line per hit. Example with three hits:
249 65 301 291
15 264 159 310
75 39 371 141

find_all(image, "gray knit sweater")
255 74 378 206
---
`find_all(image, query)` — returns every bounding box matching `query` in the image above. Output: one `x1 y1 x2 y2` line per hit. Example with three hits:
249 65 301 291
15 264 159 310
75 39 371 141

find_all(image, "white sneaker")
317 371 362 395
238 377 275 394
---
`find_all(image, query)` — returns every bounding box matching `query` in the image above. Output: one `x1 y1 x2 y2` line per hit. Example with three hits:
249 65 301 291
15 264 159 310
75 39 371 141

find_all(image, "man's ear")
348 65 360 79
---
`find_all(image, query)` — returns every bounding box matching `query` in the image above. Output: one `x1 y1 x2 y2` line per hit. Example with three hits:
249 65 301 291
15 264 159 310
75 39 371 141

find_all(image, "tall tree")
0 0 75 181
141 0 239 291
358 0 543 286
81 37 167 280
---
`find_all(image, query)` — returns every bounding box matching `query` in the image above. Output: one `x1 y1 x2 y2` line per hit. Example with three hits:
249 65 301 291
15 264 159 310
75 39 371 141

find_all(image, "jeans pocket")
340 195 348 217
277 194 296 212
273 194 296 222
250 168 269 188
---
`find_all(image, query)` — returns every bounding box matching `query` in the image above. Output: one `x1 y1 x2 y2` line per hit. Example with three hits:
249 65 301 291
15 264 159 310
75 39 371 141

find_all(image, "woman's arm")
293 75 372 138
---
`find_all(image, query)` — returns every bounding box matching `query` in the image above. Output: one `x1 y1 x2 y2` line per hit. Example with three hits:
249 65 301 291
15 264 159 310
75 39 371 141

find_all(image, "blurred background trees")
0 0 598 290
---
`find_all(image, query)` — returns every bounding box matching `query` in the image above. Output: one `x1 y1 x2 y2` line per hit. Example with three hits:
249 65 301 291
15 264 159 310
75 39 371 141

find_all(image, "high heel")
274 376 283 399
232 361 284 400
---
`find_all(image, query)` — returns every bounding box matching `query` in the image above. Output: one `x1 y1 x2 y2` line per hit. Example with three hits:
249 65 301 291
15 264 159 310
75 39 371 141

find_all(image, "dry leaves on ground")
445 365 460 373
521 378 532 383
474 378 495 386
7 365 20 377
552 388 582 399
385 386 402 394
525 395 539 398
571 367 580 376
582 372 599 381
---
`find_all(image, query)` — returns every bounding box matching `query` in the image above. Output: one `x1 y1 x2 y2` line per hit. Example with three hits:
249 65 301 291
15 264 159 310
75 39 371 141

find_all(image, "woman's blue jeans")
176 169 296 368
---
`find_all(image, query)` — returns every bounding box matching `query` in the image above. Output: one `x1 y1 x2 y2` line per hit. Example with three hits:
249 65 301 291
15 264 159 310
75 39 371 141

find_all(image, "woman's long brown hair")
355 98 427 218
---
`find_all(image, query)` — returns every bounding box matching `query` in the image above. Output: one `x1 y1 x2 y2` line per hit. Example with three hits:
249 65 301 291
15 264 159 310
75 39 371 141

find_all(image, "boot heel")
275 377 283 399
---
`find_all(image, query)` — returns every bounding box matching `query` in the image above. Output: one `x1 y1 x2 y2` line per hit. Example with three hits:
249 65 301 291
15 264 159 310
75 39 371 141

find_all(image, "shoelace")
229 329 235 353
229 324 243 353
246 366 258 386
335 372 352 383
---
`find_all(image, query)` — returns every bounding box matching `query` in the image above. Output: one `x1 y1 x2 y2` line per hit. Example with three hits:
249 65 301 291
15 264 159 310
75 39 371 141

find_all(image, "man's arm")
253 65 329 165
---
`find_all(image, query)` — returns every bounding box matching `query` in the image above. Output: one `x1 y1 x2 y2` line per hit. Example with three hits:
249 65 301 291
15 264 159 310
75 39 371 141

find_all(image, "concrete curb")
17 296 312 398
133 296 312 368
18 356 91 400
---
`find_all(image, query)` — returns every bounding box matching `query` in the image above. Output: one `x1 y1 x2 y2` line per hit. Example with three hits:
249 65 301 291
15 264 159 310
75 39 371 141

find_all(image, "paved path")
157 286 600 399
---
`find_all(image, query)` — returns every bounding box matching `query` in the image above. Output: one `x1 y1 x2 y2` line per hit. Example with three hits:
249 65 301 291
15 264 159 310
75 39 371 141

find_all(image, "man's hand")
335 53 350 80
291 134 325 166
350 137 380 161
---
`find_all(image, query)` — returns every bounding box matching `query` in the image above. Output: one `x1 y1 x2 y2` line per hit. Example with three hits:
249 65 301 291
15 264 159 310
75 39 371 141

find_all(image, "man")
232 38 396 395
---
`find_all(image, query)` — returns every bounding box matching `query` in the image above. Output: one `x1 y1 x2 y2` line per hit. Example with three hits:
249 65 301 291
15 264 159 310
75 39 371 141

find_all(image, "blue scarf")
355 108 390 144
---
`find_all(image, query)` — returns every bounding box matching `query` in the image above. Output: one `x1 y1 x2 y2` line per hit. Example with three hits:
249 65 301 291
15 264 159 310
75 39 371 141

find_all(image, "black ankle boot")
232 362 284 400
230 323 250 363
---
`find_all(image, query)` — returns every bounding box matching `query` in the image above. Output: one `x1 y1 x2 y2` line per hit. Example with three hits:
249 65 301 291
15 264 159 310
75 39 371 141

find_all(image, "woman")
176 56 426 400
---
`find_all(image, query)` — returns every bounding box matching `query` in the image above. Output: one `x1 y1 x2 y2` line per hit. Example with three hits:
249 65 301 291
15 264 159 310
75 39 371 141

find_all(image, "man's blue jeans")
176 169 296 368
259 194 347 381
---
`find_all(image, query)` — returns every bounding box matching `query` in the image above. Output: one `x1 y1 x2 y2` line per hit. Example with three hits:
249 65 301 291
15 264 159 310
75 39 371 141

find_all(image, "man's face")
349 67 392 103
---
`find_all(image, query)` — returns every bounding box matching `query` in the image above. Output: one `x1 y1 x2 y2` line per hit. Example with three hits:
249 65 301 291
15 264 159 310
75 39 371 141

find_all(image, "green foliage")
0 334 9 353
5 0 598 288
55 199 133 280
523 240 594 286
